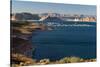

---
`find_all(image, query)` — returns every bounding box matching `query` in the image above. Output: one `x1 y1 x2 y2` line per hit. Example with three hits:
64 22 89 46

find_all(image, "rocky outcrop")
11 53 36 66
11 21 48 66
11 37 33 57
11 13 40 21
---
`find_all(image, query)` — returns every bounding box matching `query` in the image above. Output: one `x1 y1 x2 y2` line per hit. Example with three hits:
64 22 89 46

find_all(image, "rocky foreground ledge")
11 21 48 66
11 55 96 67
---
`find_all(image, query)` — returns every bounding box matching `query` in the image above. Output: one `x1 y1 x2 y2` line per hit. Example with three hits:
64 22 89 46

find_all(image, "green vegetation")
59 57 83 63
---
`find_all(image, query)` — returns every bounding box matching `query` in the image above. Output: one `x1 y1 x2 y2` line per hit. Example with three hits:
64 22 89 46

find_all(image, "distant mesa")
80 17 96 22
11 12 96 22
41 16 64 22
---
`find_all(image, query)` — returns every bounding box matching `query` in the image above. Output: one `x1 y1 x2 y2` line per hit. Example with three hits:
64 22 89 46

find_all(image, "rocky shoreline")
11 21 47 66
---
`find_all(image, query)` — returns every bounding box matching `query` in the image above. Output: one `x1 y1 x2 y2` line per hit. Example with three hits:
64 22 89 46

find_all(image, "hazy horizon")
12 0 96 16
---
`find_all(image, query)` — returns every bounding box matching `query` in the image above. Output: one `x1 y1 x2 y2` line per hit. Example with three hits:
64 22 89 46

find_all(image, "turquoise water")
32 22 96 60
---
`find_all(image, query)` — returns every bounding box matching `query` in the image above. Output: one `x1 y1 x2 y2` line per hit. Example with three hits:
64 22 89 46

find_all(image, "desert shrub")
68 57 81 63
39 59 50 64
59 57 70 63
19 59 37 66
90 59 96 62
59 57 82 63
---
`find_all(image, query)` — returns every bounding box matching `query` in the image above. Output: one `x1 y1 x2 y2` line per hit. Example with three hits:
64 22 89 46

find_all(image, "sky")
11 0 96 15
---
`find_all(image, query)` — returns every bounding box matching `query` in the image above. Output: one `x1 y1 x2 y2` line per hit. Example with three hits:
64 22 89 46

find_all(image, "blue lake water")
32 22 96 60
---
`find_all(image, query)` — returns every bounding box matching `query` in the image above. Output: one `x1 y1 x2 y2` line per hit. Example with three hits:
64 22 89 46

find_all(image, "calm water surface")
32 22 96 60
